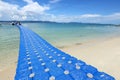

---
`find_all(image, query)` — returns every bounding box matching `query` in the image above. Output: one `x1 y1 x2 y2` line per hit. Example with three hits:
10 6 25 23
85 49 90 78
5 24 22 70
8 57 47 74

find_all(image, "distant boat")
11 21 21 25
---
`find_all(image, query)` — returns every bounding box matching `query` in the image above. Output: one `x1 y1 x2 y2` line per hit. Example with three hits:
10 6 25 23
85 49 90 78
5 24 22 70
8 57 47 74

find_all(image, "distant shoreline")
0 21 118 26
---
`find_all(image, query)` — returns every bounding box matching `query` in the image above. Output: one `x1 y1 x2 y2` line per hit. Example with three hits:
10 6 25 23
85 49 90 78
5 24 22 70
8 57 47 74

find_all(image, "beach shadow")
57 46 66 49
75 43 82 45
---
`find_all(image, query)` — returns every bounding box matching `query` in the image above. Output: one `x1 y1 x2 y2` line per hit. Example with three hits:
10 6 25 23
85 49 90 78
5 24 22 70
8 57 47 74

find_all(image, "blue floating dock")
15 25 115 80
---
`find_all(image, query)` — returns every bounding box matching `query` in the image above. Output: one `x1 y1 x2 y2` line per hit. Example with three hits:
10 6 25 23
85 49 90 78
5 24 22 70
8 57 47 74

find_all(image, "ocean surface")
0 23 120 70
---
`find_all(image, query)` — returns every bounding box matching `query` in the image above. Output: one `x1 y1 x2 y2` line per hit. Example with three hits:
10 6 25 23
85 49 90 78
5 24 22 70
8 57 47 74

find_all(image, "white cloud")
22 15 27 20
80 14 101 18
0 1 19 20
44 13 120 24
79 13 120 24
49 0 61 3
23 0 33 4
21 2 49 14
0 14 1 17
0 0 49 20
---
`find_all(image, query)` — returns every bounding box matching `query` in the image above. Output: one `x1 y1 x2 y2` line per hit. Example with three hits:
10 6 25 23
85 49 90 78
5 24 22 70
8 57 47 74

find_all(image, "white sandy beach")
0 36 120 80
62 37 120 80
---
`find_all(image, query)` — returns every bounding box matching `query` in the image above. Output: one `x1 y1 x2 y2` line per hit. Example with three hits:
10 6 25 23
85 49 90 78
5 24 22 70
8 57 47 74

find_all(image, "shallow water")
0 25 19 70
0 23 120 70
23 23 120 47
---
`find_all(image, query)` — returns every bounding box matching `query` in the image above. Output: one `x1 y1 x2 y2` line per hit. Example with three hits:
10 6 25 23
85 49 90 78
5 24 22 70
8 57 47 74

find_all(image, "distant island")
114 24 120 27
0 21 119 26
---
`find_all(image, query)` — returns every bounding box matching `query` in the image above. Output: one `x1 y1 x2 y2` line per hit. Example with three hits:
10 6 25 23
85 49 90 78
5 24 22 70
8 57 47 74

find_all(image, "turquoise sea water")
0 23 120 70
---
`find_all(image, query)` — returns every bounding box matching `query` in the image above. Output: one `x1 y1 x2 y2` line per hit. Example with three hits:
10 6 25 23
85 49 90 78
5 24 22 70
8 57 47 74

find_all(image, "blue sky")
0 0 120 24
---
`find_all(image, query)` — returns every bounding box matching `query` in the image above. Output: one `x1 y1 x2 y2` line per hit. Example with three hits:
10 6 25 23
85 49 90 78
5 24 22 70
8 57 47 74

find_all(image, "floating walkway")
15 25 115 80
